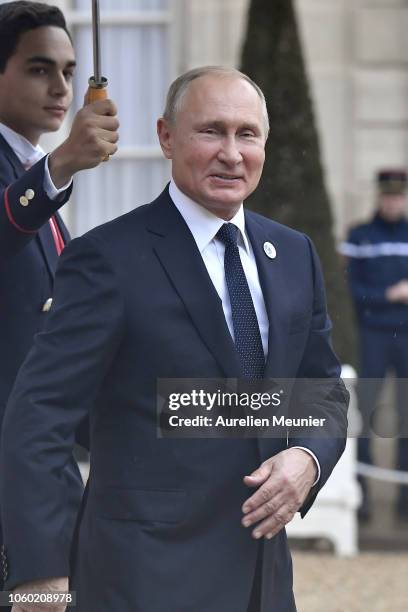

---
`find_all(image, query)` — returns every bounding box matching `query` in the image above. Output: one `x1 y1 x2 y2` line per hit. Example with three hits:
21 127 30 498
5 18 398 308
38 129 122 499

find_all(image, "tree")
240 0 356 365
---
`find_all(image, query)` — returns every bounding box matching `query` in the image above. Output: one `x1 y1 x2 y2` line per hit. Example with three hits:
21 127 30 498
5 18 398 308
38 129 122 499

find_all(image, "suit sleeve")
0 235 124 589
0 156 72 258
288 236 349 517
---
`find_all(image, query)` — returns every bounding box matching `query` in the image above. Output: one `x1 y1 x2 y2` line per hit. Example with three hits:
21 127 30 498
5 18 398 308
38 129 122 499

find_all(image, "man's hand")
11 577 68 612
48 99 119 188
241 448 317 540
385 280 408 304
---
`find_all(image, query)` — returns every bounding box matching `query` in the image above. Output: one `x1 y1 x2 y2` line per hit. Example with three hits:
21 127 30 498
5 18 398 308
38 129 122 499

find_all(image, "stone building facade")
14 0 408 239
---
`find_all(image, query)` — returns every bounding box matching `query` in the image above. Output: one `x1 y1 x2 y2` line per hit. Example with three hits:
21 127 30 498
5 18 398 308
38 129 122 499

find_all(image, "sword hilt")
84 76 108 105
84 76 110 161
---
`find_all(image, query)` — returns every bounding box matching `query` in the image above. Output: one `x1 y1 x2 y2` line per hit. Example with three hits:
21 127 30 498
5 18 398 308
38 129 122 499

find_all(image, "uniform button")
19 196 29 207
25 189 35 200
42 298 53 313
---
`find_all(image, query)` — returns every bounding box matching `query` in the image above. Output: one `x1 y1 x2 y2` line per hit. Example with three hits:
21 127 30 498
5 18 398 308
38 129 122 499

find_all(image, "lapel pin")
263 242 276 259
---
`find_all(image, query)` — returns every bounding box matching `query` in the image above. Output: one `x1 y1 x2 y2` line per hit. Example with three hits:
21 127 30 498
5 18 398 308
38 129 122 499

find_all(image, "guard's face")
378 194 406 222
158 74 267 220
0 26 75 145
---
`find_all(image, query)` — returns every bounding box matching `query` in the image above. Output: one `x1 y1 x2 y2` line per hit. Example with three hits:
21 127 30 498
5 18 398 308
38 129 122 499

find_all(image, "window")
67 0 177 235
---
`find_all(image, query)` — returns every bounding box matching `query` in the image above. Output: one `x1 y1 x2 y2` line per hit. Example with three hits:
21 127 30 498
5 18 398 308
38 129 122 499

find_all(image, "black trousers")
357 327 408 503
247 545 263 612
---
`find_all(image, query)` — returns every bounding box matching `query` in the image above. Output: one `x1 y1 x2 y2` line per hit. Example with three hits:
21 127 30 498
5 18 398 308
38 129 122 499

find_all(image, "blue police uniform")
342 170 408 517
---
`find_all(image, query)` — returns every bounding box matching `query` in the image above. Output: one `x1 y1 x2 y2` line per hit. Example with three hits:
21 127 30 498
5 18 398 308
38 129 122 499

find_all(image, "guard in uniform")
0 1 119 598
342 169 408 520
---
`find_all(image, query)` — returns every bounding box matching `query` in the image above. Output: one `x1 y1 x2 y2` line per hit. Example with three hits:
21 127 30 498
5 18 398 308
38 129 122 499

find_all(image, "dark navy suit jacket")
0 187 348 611
0 135 87 589
0 134 71 408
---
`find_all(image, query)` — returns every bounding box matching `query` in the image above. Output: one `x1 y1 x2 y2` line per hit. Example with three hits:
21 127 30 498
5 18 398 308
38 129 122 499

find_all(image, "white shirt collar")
0 122 45 168
169 179 250 254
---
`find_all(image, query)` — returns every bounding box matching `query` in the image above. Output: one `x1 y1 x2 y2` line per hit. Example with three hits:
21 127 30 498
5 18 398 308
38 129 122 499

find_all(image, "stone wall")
185 0 408 238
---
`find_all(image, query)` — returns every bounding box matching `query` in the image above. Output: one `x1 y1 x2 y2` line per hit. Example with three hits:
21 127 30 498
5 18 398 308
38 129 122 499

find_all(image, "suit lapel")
55 211 70 244
38 196 70 279
146 190 241 378
37 223 59 277
145 190 292 379
245 213 291 378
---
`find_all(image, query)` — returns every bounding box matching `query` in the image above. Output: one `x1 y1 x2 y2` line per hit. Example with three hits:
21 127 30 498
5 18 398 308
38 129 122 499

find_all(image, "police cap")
377 169 408 195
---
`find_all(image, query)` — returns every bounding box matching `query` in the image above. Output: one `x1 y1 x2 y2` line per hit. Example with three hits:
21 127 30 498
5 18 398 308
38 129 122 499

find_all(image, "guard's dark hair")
0 1 71 73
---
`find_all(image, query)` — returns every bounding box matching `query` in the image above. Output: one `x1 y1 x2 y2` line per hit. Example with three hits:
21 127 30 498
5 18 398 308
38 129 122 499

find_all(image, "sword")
85 0 107 101
84 0 110 160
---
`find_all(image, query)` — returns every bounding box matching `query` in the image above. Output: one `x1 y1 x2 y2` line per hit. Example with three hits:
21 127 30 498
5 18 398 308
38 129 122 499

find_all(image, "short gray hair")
163 66 269 138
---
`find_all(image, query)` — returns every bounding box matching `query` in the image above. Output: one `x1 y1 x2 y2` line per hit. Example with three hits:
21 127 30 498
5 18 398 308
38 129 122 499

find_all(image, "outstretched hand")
241 448 317 540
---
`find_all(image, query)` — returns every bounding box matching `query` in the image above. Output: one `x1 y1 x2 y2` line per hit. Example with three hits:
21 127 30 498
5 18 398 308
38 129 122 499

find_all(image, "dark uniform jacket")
0 134 71 407
0 134 87 588
343 214 408 330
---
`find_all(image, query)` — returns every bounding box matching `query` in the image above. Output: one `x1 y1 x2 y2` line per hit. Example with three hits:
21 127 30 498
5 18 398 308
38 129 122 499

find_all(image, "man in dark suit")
1 66 347 612
0 0 119 600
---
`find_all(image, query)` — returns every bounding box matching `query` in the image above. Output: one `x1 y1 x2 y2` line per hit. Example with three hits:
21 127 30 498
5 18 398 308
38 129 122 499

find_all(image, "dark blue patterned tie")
217 223 265 379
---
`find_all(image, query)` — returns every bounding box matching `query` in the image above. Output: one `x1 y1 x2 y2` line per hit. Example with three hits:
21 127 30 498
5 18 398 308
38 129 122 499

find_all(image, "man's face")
157 74 267 220
378 193 406 223
0 26 75 145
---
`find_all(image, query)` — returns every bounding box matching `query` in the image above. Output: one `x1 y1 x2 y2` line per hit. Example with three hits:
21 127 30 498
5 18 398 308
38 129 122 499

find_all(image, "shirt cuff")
292 446 321 486
43 154 73 200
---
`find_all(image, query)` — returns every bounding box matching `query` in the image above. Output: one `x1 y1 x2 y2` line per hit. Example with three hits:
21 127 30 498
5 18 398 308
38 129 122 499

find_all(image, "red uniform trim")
4 186 36 234
49 215 65 256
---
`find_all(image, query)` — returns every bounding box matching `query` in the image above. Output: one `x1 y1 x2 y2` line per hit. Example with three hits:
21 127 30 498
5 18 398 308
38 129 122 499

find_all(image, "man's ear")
157 118 173 160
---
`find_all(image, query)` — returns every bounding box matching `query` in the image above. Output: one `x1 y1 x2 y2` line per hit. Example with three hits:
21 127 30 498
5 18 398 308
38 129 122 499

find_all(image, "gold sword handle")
84 76 110 161
85 76 108 104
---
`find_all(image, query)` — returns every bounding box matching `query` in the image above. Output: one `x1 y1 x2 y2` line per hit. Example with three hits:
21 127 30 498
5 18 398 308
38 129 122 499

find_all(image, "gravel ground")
292 552 408 612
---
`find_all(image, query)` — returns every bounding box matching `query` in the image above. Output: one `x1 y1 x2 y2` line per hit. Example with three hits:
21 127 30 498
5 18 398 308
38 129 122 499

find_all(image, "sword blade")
92 0 102 83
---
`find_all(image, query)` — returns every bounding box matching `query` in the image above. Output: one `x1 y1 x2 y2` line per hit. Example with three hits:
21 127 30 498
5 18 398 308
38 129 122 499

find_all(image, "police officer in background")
342 169 408 521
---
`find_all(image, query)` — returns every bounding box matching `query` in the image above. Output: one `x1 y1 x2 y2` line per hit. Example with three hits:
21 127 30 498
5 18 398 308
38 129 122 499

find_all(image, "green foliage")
240 0 356 365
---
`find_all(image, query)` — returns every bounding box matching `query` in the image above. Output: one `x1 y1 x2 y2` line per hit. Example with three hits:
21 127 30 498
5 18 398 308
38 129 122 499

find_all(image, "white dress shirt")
169 180 320 484
169 180 269 356
0 122 72 196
